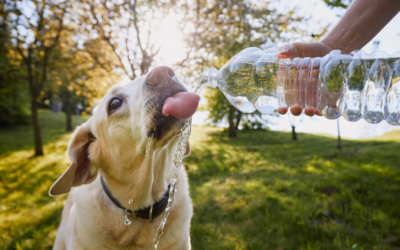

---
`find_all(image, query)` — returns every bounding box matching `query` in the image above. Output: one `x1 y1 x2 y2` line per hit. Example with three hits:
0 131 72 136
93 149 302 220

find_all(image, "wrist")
319 39 343 53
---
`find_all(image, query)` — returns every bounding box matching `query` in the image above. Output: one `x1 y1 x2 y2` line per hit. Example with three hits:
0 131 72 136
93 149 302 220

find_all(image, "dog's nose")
146 66 175 86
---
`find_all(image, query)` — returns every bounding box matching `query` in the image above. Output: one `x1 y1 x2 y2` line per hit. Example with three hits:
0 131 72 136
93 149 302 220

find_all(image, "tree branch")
45 8 66 49
87 0 132 79
130 0 145 56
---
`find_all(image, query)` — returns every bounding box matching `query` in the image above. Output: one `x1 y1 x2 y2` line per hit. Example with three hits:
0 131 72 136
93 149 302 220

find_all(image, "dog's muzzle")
144 66 199 138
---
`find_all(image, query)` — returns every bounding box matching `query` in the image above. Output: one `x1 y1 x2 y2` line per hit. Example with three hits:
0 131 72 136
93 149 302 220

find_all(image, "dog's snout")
146 66 175 86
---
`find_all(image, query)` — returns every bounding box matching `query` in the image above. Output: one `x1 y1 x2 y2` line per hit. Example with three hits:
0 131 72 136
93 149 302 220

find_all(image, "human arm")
277 0 400 116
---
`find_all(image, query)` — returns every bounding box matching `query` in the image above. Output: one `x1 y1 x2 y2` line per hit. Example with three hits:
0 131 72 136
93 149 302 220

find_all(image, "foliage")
77 0 180 78
1 111 400 249
0 18 30 126
325 59 346 92
3 0 70 155
200 88 268 131
323 0 352 9
179 0 309 134
45 25 121 130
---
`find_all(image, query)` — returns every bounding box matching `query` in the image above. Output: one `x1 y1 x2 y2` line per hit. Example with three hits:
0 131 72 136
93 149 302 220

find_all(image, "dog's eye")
108 98 123 113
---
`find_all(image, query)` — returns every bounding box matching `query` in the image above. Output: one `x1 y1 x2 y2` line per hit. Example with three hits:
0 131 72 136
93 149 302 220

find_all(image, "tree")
5 0 69 155
337 119 342 149
179 0 308 137
201 88 243 138
77 0 178 79
48 27 121 131
323 0 351 9
288 113 297 141
0 5 30 126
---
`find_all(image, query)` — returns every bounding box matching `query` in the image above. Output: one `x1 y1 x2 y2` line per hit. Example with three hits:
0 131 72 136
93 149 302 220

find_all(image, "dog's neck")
97 141 176 212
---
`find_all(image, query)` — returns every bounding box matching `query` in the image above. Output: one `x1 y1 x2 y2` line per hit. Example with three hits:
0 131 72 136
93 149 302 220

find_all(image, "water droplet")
124 214 131 226
128 199 133 204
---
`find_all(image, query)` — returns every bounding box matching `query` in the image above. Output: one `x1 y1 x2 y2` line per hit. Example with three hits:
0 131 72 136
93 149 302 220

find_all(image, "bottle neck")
201 68 218 89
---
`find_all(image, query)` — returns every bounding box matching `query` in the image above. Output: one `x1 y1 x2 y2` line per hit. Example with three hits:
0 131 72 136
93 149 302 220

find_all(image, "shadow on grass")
186 127 400 250
1 116 400 250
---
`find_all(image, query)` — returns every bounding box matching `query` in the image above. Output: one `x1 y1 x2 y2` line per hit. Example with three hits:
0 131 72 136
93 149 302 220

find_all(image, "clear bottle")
200 47 400 125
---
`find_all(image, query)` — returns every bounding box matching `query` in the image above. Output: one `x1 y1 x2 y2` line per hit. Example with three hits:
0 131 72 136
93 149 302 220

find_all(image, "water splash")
124 209 131 226
152 85 201 249
152 117 191 249
145 132 155 157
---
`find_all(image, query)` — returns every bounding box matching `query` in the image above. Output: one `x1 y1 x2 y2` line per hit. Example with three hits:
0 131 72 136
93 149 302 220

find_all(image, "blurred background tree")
177 0 309 137
80 0 178 79
0 0 349 154
1 0 121 154
323 0 351 8
47 27 121 131
0 7 30 127
3 0 68 155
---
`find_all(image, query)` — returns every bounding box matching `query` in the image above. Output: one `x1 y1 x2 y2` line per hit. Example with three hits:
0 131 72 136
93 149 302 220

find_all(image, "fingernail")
279 45 290 54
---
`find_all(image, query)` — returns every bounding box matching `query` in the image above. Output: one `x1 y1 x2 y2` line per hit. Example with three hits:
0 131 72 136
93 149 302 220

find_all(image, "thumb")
278 42 333 59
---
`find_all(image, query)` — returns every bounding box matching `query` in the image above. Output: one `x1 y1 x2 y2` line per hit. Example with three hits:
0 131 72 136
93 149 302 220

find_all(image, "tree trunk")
337 119 342 150
292 126 297 140
30 97 43 156
26 49 43 156
235 111 242 130
65 98 73 132
228 105 237 138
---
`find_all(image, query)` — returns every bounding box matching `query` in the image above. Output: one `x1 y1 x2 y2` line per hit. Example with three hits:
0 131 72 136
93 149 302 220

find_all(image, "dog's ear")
184 142 191 156
49 122 97 196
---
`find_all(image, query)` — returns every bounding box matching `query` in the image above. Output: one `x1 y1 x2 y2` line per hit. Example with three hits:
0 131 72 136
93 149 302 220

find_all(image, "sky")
191 1 400 139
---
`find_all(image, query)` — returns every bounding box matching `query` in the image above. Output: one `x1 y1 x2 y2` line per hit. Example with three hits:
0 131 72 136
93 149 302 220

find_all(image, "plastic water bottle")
199 47 400 125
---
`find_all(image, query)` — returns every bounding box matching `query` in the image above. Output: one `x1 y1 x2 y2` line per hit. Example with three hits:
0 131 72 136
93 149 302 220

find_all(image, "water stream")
145 133 154 157
151 84 203 249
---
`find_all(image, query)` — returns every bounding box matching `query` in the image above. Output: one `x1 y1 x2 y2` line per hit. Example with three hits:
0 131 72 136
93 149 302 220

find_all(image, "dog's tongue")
162 92 200 119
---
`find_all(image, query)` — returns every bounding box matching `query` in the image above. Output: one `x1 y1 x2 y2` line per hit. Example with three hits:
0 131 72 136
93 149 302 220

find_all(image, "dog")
49 66 200 250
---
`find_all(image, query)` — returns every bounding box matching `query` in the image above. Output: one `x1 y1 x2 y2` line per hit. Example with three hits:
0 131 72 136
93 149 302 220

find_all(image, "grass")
0 110 88 249
1 110 400 250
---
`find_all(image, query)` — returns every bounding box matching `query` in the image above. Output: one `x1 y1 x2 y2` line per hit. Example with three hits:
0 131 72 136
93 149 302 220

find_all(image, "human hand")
276 41 335 117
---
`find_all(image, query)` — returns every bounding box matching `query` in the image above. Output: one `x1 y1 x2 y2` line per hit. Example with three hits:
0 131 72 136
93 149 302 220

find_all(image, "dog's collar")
100 176 170 222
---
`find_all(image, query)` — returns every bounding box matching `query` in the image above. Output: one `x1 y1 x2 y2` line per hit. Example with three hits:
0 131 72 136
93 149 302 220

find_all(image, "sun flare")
155 18 187 67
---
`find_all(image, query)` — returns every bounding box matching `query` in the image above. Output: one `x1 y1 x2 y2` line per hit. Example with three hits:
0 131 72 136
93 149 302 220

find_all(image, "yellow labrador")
49 66 199 250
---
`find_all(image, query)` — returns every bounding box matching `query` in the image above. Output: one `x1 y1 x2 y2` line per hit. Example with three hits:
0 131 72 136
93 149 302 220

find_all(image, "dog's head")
49 66 199 196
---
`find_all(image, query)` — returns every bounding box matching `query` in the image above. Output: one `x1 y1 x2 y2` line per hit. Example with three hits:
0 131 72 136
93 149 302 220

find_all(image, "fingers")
277 106 304 116
277 107 288 115
277 106 323 117
315 110 323 116
290 105 303 116
304 107 315 117
277 45 293 59
304 107 323 117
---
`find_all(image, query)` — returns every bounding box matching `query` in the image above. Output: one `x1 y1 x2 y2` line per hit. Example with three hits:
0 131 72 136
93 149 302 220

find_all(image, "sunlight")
155 17 187 67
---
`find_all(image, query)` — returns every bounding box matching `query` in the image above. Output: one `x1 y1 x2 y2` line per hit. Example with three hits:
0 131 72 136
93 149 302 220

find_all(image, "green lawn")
1 110 400 250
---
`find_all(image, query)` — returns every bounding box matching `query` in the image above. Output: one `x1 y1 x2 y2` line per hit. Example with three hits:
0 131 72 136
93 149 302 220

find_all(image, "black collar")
100 176 170 221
